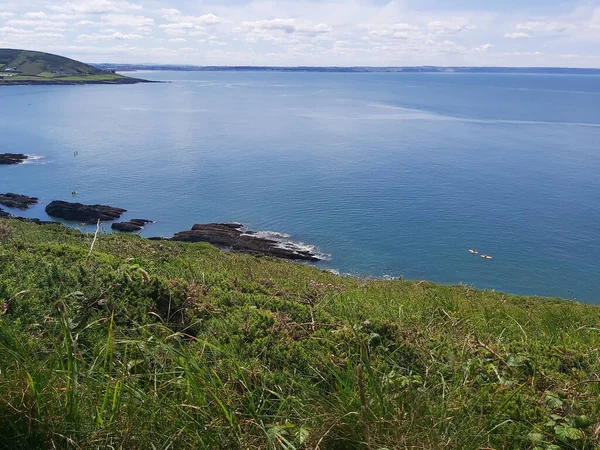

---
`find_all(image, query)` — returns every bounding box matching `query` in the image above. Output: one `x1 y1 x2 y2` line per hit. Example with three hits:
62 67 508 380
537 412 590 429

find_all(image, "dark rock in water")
0 193 38 209
112 219 153 233
130 219 154 226
0 153 28 165
45 200 126 223
171 223 322 261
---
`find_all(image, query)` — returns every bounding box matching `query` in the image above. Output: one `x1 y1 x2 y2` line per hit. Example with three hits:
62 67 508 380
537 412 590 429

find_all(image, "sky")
1 0 600 67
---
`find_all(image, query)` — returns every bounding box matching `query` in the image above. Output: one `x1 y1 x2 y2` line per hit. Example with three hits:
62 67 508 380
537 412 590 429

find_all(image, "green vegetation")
1 219 599 449
0 49 144 85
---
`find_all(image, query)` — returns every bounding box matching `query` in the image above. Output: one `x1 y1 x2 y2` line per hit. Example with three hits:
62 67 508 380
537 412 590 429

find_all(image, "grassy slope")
0 49 138 84
0 219 599 449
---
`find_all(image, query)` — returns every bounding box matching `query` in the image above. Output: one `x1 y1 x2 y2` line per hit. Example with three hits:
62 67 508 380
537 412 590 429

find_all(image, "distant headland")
95 63 600 75
0 49 149 85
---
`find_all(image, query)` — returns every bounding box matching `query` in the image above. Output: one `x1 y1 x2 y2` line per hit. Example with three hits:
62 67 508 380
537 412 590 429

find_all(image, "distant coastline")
0 77 151 86
94 63 600 75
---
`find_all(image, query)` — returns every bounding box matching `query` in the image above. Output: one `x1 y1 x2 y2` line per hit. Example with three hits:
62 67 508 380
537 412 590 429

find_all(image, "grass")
0 218 599 449
0 50 142 84
0 49 106 76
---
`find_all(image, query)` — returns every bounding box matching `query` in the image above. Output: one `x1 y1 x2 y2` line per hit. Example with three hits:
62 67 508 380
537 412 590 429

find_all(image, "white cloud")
197 14 220 25
23 11 47 19
428 18 475 35
241 19 332 38
242 19 296 33
516 21 573 34
77 31 142 40
156 9 221 36
504 32 530 39
157 8 181 21
49 0 142 15
0 26 29 34
8 19 69 28
102 14 153 31
160 22 200 31
363 23 420 39
158 9 221 25
473 43 493 52
0 25 65 40
1 0 599 67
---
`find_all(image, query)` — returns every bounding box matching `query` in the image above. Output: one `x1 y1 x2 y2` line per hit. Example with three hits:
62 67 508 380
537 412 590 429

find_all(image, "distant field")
0 73 142 85
0 49 146 85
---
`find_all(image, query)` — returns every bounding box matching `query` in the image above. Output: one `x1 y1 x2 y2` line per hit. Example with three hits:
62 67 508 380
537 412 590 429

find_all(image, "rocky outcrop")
0 193 38 209
170 223 322 261
45 201 126 223
112 219 153 233
0 154 28 165
18 217 59 225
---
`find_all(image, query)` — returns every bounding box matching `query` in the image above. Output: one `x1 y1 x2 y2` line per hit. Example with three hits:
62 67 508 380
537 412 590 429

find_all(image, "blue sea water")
1 71 599 302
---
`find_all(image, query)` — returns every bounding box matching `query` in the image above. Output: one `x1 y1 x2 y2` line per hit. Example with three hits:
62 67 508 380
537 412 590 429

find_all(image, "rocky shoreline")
0 78 154 87
170 223 321 261
0 195 324 262
0 153 29 165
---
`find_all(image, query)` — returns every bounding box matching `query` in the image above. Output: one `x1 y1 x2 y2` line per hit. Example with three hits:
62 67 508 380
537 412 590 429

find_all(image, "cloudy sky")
1 0 600 67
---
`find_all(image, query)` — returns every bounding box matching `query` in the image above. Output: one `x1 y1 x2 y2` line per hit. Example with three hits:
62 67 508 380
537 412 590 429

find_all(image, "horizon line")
96 63 600 70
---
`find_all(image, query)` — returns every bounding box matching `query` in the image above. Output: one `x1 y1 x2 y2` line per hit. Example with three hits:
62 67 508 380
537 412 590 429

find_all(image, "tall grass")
0 219 599 449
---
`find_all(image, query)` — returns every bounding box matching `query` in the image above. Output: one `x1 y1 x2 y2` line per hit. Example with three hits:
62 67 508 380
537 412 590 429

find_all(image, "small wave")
122 107 209 113
22 155 45 164
225 83 253 89
243 229 330 261
494 86 600 96
244 230 291 240
275 240 331 262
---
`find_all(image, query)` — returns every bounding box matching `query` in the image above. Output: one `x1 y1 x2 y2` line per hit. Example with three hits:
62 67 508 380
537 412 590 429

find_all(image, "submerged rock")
170 223 322 261
0 193 39 209
0 154 28 165
112 219 153 233
45 200 126 223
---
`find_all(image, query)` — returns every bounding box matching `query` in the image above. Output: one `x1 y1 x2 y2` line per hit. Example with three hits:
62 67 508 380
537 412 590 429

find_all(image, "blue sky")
1 0 599 66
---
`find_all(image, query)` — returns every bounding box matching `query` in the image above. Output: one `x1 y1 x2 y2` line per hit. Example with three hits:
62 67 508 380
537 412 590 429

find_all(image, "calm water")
1 71 599 302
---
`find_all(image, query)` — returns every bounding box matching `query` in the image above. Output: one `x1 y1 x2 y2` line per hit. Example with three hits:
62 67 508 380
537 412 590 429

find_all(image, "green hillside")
1 218 599 449
0 49 144 85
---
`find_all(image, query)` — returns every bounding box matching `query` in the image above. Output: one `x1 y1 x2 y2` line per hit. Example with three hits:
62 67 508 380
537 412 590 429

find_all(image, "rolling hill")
0 49 146 85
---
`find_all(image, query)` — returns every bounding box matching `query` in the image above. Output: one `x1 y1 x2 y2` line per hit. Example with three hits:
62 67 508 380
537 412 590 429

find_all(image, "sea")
1 70 599 302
